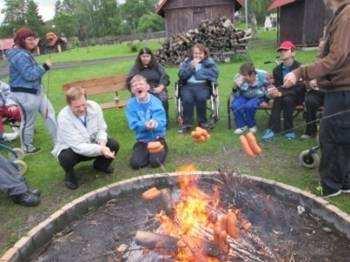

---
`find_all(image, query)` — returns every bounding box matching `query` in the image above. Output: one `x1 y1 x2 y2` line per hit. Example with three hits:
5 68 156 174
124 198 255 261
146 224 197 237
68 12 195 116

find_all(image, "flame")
156 168 220 261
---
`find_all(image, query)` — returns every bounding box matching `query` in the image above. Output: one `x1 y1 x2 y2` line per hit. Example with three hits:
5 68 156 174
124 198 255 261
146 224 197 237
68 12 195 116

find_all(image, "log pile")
156 17 252 65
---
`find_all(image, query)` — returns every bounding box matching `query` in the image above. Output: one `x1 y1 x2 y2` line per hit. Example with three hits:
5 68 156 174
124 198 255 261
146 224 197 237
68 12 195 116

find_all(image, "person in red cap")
5 27 57 154
262 40 305 141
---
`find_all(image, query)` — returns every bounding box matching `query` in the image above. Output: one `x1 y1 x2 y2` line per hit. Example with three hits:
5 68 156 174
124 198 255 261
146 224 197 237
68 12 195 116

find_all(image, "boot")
64 171 79 190
11 192 40 207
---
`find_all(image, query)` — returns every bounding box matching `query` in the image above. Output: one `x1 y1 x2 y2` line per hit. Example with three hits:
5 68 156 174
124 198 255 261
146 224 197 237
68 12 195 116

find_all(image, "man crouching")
52 86 119 189
126 75 168 169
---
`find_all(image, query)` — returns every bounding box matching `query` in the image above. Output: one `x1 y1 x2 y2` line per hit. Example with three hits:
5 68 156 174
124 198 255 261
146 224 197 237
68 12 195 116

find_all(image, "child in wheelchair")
0 81 21 142
231 62 272 135
178 43 219 133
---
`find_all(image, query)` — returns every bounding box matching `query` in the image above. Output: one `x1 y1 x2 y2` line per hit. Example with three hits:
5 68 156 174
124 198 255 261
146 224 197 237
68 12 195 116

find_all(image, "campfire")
131 166 275 261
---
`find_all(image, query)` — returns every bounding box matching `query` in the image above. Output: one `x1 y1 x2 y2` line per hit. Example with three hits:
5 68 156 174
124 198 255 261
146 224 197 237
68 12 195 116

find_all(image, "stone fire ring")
1 172 350 262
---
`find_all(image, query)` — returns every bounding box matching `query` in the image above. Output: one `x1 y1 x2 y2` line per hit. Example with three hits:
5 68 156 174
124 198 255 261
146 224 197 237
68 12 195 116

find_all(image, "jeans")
231 96 263 128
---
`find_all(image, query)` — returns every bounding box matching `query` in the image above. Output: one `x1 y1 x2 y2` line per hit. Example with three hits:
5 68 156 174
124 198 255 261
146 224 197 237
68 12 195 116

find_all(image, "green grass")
0 30 349 256
36 39 162 63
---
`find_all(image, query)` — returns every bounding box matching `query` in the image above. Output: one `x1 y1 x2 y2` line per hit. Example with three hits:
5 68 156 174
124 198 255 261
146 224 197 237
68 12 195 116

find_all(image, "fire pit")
2 171 350 262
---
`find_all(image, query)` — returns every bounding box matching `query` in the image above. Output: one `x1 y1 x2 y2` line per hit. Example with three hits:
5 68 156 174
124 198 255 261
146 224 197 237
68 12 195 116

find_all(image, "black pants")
304 90 324 136
130 138 168 170
319 91 350 192
181 84 210 126
269 86 305 133
58 138 119 174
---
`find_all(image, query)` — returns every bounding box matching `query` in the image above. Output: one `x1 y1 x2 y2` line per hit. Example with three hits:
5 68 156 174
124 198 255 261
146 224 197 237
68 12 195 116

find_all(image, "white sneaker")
249 126 258 133
3 131 19 141
234 127 248 135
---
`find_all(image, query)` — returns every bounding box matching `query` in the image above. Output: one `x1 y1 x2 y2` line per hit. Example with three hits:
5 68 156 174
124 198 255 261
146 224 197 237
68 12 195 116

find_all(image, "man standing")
52 87 119 190
284 0 350 197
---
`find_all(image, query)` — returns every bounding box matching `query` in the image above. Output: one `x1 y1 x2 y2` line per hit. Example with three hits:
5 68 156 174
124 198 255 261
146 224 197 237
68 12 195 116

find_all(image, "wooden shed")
156 0 244 37
268 0 332 47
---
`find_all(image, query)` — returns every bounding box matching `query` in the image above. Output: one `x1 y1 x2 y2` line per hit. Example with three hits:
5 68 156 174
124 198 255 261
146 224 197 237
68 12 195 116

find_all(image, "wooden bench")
63 75 128 110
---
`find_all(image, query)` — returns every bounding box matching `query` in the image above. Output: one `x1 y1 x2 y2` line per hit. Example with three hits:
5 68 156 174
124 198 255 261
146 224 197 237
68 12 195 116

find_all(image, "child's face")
243 73 256 84
140 54 152 66
279 49 294 62
192 47 205 60
131 79 150 100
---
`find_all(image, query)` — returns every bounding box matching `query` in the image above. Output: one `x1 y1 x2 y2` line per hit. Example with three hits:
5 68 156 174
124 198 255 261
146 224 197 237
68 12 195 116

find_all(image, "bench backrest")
63 75 127 95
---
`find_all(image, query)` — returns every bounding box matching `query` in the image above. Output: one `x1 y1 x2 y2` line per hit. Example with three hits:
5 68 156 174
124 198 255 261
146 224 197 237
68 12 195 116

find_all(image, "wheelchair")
175 80 220 129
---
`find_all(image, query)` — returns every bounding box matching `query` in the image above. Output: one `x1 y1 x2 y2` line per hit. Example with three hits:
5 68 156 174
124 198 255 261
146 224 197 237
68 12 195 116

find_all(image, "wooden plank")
63 75 127 95
100 101 126 110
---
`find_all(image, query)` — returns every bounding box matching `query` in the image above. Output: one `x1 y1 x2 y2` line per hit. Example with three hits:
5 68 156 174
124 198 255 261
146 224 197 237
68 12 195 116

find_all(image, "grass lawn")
0 30 349 255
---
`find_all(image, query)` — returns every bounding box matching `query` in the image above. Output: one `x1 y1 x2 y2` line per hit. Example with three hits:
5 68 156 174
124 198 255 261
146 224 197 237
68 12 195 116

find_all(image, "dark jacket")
178 57 219 85
274 60 305 98
295 2 350 92
127 63 169 90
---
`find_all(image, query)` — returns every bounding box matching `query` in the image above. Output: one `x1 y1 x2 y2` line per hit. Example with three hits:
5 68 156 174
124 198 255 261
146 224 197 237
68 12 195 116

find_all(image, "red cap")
277 41 296 51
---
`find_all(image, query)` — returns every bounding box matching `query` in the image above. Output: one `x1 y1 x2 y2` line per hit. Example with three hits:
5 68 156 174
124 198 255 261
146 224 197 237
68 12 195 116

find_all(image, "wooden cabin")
156 0 244 37
268 0 332 47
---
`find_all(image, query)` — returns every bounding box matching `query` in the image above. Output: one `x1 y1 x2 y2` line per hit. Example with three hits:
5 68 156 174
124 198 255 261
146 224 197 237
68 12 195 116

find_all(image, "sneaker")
64 172 79 190
300 134 311 140
249 126 258 133
234 126 248 135
3 131 19 141
11 192 40 207
323 188 342 198
285 132 296 141
262 129 275 142
24 147 41 155
342 187 350 193
178 126 192 134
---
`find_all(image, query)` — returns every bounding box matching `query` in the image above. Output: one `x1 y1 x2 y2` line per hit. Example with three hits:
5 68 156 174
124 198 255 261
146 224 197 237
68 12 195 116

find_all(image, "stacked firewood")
155 17 251 65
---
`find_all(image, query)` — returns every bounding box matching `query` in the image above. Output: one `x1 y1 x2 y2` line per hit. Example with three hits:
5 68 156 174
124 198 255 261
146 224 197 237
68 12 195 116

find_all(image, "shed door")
193 7 207 27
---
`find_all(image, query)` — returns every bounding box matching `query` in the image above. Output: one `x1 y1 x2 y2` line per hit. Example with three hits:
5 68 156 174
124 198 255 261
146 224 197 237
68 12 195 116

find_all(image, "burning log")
142 187 161 200
155 17 251 65
134 231 178 253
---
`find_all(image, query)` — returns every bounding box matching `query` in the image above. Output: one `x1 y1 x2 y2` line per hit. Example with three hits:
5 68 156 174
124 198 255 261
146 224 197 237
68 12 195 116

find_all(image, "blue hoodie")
125 94 166 142
234 69 270 99
179 57 219 84
6 48 46 94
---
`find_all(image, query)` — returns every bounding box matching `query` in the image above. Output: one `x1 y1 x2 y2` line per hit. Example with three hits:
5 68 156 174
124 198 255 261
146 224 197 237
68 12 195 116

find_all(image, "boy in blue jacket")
125 75 168 169
231 62 271 135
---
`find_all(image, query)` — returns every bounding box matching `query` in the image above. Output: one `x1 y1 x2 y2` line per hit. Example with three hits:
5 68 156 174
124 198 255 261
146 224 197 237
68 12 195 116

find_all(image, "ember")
135 168 275 261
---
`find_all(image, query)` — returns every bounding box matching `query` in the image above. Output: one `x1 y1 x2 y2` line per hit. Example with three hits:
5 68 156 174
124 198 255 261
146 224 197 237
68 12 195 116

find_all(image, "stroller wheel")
12 148 25 160
299 150 320 169
13 159 28 175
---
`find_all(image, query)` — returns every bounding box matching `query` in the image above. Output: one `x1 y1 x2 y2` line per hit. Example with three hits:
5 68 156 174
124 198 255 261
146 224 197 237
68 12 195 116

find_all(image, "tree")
249 0 271 25
1 0 27 36
137 12 164 33
53 12 77 37
25 0 45 36
55 0 63 15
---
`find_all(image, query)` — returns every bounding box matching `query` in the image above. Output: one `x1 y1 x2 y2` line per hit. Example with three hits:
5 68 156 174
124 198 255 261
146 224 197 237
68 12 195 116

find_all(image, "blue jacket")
178 57 219 84
6 48 46 94
125 94 166 142
235 69 269 99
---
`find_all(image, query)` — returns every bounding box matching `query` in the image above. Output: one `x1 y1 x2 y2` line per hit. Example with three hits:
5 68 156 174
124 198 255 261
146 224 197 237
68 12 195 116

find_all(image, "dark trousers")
269 94 299 133
304 90 324 136
319 91 350 192
58 138 119 174
130 138 168 170
181 84 210 126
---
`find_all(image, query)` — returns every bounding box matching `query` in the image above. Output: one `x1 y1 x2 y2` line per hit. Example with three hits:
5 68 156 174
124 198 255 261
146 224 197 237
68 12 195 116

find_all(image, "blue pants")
181 83 210 126
231 96 263 128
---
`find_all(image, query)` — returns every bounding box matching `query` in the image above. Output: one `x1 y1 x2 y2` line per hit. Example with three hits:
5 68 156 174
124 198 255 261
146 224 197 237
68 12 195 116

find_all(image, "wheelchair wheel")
12 148 25 160
299 150 320 169
227 93 235 129
13 159 28 175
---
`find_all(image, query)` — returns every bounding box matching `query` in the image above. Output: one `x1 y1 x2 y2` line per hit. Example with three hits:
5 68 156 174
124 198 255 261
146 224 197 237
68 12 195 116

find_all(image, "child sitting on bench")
231 62 271 135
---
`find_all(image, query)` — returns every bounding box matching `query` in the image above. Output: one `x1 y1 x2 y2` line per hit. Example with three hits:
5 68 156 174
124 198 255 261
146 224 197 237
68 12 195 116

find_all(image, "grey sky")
0 0 126 24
